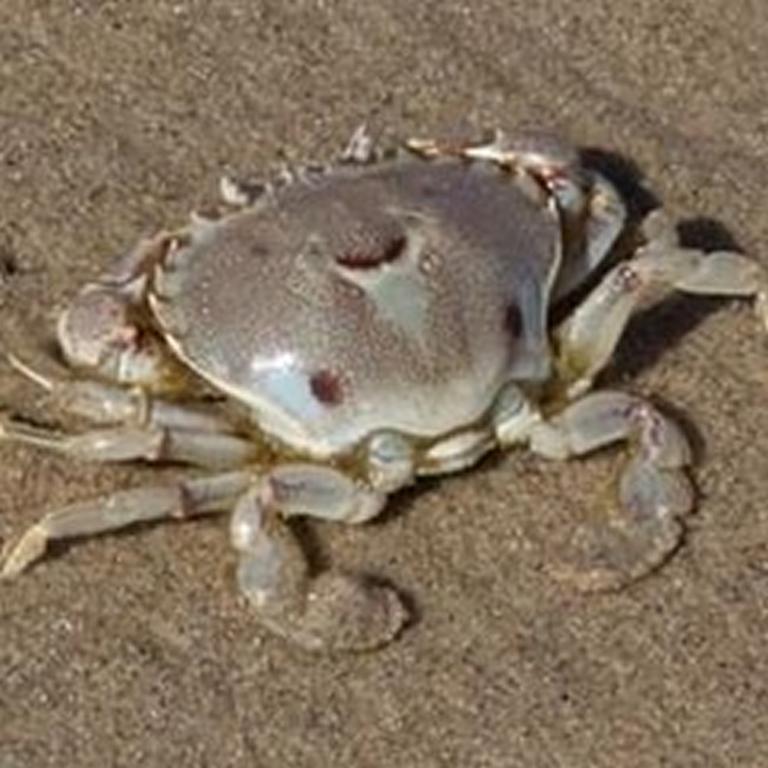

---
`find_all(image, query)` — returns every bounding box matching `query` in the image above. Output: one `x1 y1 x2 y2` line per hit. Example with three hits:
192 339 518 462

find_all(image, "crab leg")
525 390 694 591
218 126 378 210
340 123 377 164
555 210 768 397
1 471 250 578
231 465 406 651
0 418 256 469
6 354 235 433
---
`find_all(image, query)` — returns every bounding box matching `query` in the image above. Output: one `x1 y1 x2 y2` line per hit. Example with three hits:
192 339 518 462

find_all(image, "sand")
1 1 767 766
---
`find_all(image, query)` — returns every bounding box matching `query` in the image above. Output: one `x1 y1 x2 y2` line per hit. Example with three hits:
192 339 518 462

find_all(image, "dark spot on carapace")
335 234 407 270
504 302 523 339
309 368 344 406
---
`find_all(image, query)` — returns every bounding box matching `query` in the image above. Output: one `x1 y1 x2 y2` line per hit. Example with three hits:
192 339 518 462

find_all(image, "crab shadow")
578 147 747 383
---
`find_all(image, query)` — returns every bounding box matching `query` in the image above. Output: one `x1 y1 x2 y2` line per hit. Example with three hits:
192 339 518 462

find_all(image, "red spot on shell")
310 369 344 406
335 235 407 270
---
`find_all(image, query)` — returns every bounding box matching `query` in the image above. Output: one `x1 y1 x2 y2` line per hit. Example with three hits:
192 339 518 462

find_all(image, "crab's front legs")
8 355 232 433
527 391 694 590
2 357 255 469
0 416 256 469
231 464 407 652
556 210 768 398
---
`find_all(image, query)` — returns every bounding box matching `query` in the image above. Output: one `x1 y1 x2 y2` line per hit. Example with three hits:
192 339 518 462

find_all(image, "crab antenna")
4 352 55 392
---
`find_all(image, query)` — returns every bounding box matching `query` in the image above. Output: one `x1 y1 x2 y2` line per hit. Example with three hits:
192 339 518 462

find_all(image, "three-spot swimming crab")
1 127 766 651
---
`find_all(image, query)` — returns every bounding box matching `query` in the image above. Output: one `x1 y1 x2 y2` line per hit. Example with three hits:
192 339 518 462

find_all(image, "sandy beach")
1 2 767 766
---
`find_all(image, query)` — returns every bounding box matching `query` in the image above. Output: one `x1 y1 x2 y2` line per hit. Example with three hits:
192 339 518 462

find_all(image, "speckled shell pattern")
150 157 561 455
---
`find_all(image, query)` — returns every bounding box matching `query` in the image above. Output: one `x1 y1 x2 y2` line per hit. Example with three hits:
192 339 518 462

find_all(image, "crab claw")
231 473 407 652
525 391 696 592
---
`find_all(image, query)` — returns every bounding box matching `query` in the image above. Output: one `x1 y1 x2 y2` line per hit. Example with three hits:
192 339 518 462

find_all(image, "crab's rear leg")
556 210 768 398
502 390 695 591
231 464 407 652
1 471 250 578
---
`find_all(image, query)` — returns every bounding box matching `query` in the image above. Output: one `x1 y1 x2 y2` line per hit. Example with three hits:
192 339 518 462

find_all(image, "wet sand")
1 2 767 766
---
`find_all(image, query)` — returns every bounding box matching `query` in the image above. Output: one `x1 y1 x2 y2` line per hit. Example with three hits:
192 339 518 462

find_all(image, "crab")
1 126 766 652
